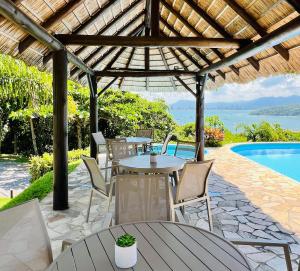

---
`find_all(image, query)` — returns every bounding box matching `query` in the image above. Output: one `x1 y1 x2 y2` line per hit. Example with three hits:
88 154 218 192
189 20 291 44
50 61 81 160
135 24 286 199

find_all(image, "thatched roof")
0 0 299 92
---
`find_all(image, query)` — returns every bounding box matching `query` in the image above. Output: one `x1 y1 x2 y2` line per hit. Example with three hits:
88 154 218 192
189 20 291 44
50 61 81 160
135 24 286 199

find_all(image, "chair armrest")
61 239 76 251
230 239 293 271
102 212 113 229
175 209 186 224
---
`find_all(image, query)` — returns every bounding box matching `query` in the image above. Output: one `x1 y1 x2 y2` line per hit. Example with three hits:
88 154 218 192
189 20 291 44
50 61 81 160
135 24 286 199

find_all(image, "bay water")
169 109 300 132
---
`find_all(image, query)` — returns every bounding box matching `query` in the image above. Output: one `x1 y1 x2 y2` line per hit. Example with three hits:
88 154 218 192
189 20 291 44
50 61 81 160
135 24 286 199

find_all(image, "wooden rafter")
56 34 247 48
161 0 239 75
72 0 143 57
70 13 145 76
286 0 300 13
199 16 300 75
183 0 260 71
119 47 136 88
161 17 225 79
151 0 160 36
18 0 83 53
159 47 177 91
223 0 289 60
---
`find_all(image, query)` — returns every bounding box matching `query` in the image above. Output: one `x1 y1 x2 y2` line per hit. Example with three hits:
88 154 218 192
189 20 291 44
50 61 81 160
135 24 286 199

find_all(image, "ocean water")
169 109 300 132
232 143 300 182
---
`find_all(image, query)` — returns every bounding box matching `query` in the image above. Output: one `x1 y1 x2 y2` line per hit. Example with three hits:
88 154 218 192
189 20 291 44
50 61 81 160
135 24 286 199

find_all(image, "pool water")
231 143 300 182
153 144 207 159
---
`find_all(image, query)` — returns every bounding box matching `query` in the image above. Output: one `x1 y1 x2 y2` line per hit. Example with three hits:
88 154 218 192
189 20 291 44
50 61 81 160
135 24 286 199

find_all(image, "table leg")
173 171 179 186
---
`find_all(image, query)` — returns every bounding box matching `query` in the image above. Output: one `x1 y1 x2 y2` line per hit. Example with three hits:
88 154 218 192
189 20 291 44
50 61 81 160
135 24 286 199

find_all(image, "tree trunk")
77 122 82 149
13 133 17 154
30 117 38 155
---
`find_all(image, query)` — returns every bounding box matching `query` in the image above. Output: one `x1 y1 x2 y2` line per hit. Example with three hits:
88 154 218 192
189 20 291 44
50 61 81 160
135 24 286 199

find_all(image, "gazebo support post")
195 74 207 162
87 74 98 159
53 49 68 210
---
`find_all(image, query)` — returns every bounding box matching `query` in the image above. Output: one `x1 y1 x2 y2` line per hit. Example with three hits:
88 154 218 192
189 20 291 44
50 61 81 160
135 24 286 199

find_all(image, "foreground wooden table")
46 222 252 271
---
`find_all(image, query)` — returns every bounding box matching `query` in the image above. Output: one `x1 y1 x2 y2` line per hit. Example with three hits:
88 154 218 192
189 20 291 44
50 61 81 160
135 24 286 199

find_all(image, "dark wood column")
87 74 98 159
195 74 207 161
53 49 68 210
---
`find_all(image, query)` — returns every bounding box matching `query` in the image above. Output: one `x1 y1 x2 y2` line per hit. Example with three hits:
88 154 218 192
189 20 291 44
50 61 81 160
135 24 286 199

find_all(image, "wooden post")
53 49 68 210
88 74 98 159
195 74 207 161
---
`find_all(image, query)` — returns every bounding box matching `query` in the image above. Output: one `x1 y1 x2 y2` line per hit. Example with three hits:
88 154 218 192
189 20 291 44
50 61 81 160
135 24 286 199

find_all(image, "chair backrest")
110 142 137 161
115 174 171 224
161 133 172 155
82 155 107 195
0 199 52 271
136 129 154 139
105 138 127 159
176 160 214 203
174 140 200 160
92 132 106 154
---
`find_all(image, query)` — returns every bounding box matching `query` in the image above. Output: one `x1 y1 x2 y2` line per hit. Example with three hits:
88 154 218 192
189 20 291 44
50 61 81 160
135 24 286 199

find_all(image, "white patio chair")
104 174 177 226
92 131 106 163
170 160 214 231
136 128 154 139
230 239 293 271
174 140 200 161
0 199 74 271
82 155 114 222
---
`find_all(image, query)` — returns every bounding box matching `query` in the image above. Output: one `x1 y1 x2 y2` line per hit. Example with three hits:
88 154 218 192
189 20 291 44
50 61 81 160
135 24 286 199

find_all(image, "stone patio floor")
41 145 300 270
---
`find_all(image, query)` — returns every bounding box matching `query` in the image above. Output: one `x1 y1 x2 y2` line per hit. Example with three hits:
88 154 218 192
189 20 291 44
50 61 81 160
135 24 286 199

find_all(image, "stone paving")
0 161 30 197
40 147 300 270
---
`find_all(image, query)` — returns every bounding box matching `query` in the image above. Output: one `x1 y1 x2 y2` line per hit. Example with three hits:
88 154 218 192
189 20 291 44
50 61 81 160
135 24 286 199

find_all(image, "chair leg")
86 190 94 223
206 197 213 232
104 157 109 182
107 182 114 212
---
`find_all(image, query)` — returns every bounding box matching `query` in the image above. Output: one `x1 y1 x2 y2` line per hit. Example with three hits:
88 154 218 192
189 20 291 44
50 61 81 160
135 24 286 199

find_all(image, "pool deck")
40 145 300 270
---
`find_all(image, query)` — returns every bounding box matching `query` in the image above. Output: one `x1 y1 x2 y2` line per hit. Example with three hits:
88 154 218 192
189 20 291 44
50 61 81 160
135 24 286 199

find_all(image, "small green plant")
150 151 157 156
116 234 136 247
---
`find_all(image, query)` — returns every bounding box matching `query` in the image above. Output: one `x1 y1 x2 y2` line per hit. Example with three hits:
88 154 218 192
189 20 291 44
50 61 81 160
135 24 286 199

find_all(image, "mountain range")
170 95 300 110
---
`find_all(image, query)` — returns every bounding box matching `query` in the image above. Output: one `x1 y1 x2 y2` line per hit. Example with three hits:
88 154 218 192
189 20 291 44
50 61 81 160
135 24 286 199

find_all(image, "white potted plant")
150 151 158 163
115 233 137 268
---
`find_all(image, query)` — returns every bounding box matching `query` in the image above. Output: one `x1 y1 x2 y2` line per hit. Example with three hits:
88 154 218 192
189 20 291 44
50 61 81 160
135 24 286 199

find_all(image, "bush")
0 160 80 211
29 148 89 181
240 121 300 142
204 127 224 147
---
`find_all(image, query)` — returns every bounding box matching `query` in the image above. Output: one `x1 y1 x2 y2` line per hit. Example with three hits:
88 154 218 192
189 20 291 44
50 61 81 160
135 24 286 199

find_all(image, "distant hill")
251 104 300 116
170 96 300 110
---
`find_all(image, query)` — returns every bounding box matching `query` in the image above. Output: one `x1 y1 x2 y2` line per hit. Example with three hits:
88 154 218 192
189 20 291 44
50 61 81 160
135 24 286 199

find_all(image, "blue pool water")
154 144 207 159
231 143 300 182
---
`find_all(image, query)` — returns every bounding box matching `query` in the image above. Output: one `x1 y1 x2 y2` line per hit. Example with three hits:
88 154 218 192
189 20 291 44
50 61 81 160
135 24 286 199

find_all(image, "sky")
139 74 300 104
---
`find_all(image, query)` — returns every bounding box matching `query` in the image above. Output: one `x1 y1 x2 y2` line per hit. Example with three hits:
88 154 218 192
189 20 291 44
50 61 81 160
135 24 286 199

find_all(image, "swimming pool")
231 143 300 182
154 144 207 159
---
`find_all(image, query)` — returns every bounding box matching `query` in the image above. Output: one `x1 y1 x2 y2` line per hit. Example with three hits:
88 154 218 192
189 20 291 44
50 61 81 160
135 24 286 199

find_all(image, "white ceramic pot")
115 242 137 268
150 155 157 163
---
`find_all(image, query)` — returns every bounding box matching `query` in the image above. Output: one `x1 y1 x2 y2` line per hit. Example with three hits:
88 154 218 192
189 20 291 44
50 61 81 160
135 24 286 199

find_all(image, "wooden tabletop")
118 154 186 174
46 221 252 271
125 137 152 144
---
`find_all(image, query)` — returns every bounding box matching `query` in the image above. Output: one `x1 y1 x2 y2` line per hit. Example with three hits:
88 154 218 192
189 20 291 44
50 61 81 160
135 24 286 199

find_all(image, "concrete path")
0 161 30 197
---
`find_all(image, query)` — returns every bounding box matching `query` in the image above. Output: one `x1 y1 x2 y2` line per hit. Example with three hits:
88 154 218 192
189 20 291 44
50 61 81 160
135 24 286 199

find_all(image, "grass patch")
0 154 29 163
0 160 81 211
221 129 247 146
0 198 10 208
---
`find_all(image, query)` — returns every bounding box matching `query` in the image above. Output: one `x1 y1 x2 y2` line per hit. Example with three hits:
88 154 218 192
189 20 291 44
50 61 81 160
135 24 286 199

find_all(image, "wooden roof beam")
77 24 144 79
199 16 300 75
18 0 84 53
0 0 93 75
151 0 160 36
70 13 144 77
183 0 259 71
55 34 248 48
159 48 177 91
286 0 300 13
161 0 239 75
72 0 144 57
223 0 289 60
161 17 226 79
94 69 198 77
119 47 136 88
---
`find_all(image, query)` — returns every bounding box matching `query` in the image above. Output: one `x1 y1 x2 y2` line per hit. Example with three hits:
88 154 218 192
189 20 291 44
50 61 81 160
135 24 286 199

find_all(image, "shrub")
1 160 80 211
29 148 89 181
204 127 224 147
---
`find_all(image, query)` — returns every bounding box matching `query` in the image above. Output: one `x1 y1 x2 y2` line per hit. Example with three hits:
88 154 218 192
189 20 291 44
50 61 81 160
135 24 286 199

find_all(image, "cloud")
137 75 300 104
